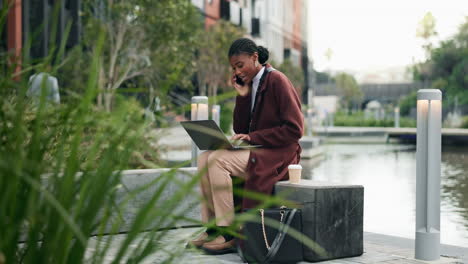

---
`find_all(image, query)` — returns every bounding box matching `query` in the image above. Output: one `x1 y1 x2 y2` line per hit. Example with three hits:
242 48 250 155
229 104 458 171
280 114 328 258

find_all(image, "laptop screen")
180 120 232 150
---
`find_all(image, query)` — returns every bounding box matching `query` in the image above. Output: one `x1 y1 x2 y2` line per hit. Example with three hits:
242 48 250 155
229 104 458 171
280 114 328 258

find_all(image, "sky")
308 0 468 75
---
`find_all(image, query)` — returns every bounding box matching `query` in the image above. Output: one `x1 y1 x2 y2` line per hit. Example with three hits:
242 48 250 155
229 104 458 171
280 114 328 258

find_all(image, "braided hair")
228 38 269 64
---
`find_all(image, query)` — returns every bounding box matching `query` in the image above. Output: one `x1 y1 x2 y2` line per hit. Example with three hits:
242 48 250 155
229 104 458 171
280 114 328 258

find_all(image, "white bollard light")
191 96 209 167
191 96 209 121
394 107 400 128
307 108 313 136
212 104 220 126
415 89 442 261
308 89 314 109
307 89 314 137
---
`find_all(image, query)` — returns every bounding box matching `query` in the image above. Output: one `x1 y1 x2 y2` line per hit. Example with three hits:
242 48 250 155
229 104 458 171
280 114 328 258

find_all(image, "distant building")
191 0 222 29
3 0 81 59
205 0 221 28
191 0 311 100
251 0 307 67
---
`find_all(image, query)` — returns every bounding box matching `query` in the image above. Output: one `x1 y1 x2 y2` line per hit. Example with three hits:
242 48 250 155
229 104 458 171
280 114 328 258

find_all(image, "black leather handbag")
238 207 303 263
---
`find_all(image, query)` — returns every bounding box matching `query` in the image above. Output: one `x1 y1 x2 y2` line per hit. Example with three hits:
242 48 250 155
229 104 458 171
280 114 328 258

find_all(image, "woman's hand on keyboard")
231 134 250 142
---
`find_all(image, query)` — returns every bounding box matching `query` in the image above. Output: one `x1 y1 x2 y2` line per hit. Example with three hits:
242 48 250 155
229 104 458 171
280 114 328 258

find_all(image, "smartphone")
235 75 245 86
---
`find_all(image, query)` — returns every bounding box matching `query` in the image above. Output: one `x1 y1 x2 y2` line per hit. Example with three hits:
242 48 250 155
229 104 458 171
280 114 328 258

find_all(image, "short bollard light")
191 96 209 121
307 108 313 136
307 89 314 136
191 96 209 167
212 104 220 126
415 89 442 261
394 107 400 128
27 73 61 104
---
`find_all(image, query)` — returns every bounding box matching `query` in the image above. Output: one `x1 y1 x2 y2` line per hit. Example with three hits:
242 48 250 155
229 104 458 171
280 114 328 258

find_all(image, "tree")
195 20 244 101
277 59 304 93
412 16 468 106
399 91 417 116
416 12 438 58
324 48 333 84
81 1 150 111
334 72 363 111
411 12 438 82
324 48 333 64
79 0 202 111
140 0 202 103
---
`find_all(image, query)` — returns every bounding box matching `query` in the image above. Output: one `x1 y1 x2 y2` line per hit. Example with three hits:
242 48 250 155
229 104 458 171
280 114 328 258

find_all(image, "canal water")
300 143 468 247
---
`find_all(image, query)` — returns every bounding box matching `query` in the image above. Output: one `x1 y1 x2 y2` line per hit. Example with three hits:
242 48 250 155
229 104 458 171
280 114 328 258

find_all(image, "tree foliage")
412 16 468 106
277 59 305 93
416 12 438 58
140 0 203 101
398 91 417 116
195 20 244 101
334 72 363 110
74 0 203 111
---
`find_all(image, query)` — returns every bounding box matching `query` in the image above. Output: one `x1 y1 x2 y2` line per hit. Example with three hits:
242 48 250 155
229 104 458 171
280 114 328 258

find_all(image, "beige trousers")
198 149 250 226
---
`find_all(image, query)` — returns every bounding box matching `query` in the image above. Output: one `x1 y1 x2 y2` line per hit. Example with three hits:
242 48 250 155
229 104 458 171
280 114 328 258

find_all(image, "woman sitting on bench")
188 38 304 255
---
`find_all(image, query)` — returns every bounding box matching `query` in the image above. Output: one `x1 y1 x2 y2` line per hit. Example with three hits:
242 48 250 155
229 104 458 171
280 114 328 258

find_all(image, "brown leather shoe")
201 235 237 255
186 232 210 248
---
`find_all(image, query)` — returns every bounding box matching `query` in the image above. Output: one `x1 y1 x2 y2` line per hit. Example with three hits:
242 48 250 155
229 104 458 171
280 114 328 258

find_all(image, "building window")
220 0 230 20
251 18 260 36
284 48 291 60
0 0 5 52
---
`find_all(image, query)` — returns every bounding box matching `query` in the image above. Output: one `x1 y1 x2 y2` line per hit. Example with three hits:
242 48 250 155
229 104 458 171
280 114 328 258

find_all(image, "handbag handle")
260 208 285 250
262 208 298 263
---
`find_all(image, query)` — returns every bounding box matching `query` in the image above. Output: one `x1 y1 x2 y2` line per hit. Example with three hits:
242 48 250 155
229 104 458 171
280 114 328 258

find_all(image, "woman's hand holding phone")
231 73 249 97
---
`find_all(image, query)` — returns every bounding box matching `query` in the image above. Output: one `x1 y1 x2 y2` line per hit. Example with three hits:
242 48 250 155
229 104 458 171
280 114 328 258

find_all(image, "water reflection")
300 143 468 247
441 148 468 229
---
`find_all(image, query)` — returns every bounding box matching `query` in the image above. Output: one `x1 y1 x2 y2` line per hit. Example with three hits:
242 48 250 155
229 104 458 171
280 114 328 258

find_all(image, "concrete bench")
26 168 201 243
275 180 364 262
99 168 201 235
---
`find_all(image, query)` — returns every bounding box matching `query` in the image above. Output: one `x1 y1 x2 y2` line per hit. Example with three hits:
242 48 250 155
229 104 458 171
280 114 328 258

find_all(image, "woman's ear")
252 52 259 65
253 52 259 61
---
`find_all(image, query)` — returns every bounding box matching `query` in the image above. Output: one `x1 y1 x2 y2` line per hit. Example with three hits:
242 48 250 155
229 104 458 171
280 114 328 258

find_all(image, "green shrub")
0 29 197 264
399 91 417 116
461 116 468 129
220 100 235 134
400 117 417 128
333 111 416 127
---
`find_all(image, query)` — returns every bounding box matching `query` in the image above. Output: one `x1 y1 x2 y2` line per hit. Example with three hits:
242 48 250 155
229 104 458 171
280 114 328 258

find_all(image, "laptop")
180 120 262 150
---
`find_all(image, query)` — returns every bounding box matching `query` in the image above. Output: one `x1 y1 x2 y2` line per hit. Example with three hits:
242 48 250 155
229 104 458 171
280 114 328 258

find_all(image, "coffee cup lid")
288 164 302 169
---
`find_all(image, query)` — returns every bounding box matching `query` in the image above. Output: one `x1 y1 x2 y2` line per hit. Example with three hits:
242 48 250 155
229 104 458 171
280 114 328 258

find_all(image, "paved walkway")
86 227 467 263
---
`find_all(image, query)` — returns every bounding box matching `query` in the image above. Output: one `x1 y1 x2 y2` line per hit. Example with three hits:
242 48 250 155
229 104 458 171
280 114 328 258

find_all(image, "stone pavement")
85 227 466 263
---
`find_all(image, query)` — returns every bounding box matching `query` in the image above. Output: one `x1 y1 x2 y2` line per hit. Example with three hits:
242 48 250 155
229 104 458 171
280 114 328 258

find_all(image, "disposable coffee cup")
288 164 302 184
